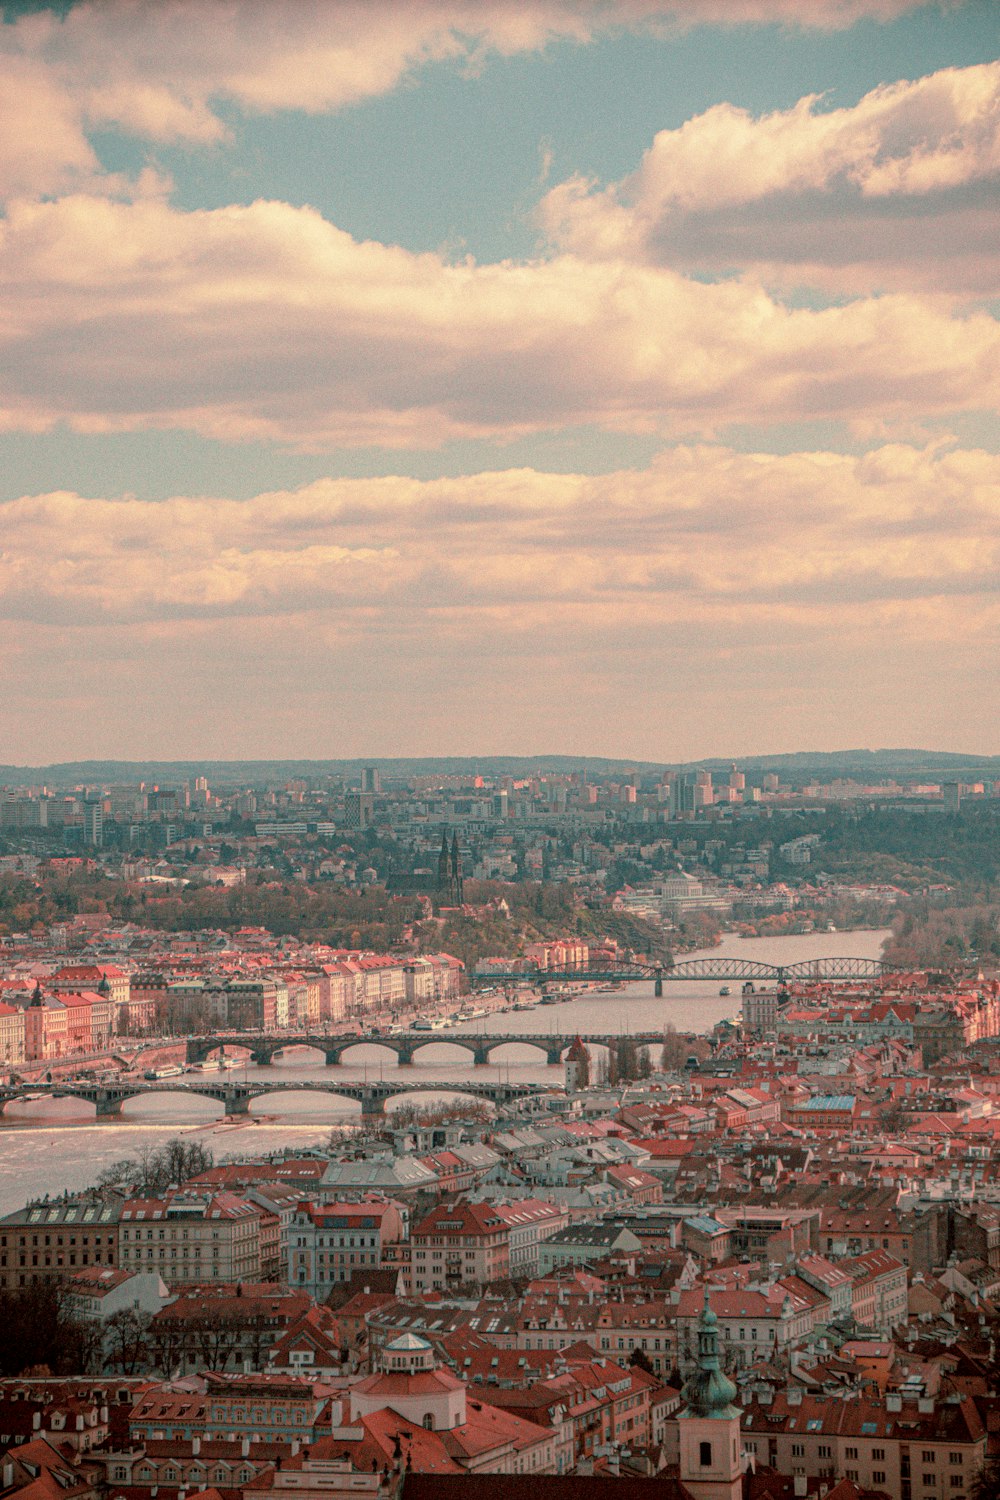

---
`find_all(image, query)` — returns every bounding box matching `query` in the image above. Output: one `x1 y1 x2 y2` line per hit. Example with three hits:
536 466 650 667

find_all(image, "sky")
1 0 998 767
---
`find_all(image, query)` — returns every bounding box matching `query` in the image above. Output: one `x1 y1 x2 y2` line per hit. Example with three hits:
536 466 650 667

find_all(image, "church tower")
438 830 452 897
450 834 464 904
677 1290 744 1500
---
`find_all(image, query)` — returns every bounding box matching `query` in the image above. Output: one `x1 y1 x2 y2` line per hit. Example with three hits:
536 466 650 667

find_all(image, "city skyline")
2 0 998 761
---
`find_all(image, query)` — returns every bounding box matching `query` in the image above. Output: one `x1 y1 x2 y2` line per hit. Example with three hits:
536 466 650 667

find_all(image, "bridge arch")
118 1088 225 1120
664 957 781 982
334 1039 406 1066
477 1037 564 1066
399 1037 480 1065
0 1089 98 1120
246 1085 361 1119
265 1041 334 1067
380 1084 499 1116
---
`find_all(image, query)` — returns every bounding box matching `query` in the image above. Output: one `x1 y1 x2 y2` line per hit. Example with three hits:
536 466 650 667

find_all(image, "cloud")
1 194 997 450
0 1 952 201
539 61 1000 293
1 442 996 757
13 2 946 118
1 441 996 625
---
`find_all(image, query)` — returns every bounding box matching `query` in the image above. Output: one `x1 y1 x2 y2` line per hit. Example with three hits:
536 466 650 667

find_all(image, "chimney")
794 1478 808 1497
241 1438 251 1457
191 1438 200 1455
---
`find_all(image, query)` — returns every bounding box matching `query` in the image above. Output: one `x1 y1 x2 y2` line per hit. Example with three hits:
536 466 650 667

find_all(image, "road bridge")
0 1077 545 1120
186 1029 668 1068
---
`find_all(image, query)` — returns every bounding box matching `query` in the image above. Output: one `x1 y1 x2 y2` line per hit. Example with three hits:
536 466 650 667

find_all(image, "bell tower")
677 1290 744 1500
438 830 451 897
450 833 464 904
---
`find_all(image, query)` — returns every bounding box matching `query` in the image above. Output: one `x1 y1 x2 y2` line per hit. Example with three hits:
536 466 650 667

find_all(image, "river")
0 928 889 1215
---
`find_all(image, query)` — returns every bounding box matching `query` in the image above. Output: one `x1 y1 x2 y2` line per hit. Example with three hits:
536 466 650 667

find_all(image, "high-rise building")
82 801 103 847
361 766 381 793
343 790 374 828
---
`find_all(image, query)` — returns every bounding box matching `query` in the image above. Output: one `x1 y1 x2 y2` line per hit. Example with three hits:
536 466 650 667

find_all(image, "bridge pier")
654 975 663 997
546 1045 564 1066
396 1046 414 1066
223 1090 253 1117
250 1049 273 1068
324 1048 343 1066
360 1089 385 1117
473 1045 491 1066
94 1093 126 1118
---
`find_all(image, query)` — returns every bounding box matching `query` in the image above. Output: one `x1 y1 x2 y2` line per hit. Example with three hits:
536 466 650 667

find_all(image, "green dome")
681 1291 741 1420
681 1362 740 1419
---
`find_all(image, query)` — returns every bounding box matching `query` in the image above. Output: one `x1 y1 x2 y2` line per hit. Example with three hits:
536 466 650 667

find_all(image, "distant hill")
1 749 998 789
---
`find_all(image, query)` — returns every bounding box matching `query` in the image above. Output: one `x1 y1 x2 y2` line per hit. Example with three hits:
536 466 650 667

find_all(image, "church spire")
677 1286 744 1500
450 833 464 903
680 1288 740 1418
438 829 451 894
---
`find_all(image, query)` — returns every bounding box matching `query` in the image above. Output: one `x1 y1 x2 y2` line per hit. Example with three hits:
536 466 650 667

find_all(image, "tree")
97 1138 214 1196
660 1024 685 1071
0 1282 102 1376
629 1346 653 1373
574 1047 590 1089
969 1457 1000 1500
104 1308 151 1374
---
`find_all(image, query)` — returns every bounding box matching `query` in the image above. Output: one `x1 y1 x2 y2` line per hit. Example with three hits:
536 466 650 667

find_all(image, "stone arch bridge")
185 1029 667 1068
0 1077 545 1120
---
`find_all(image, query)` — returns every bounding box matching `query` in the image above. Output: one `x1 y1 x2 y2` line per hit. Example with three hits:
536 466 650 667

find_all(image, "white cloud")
1 194 996 450
1 442 995 758
11 2 944 119
540 61 1000 293
1 442 996 624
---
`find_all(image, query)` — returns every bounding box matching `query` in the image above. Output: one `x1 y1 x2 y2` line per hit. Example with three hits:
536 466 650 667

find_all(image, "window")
874 1474 886 1486
699 1442 712 1468
846 1449 858 1460
951 1480 964 1490
923 1476 937 1488
950 1456 963 1467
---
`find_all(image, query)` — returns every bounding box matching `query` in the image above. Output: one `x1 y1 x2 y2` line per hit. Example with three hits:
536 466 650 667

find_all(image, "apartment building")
287 1198 405 1297
0 1003 26 1066
497 1200 569 1278
410 1200 510 1291
118 1191 262 1285
0 1196 120 1290
742 1391 985 1500
844 1248 909 1334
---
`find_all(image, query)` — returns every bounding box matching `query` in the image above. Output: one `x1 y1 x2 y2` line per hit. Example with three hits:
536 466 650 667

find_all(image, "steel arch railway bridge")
472 954 895 993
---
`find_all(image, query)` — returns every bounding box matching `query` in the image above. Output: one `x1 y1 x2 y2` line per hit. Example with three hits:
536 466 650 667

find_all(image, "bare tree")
104 1308 151 1374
